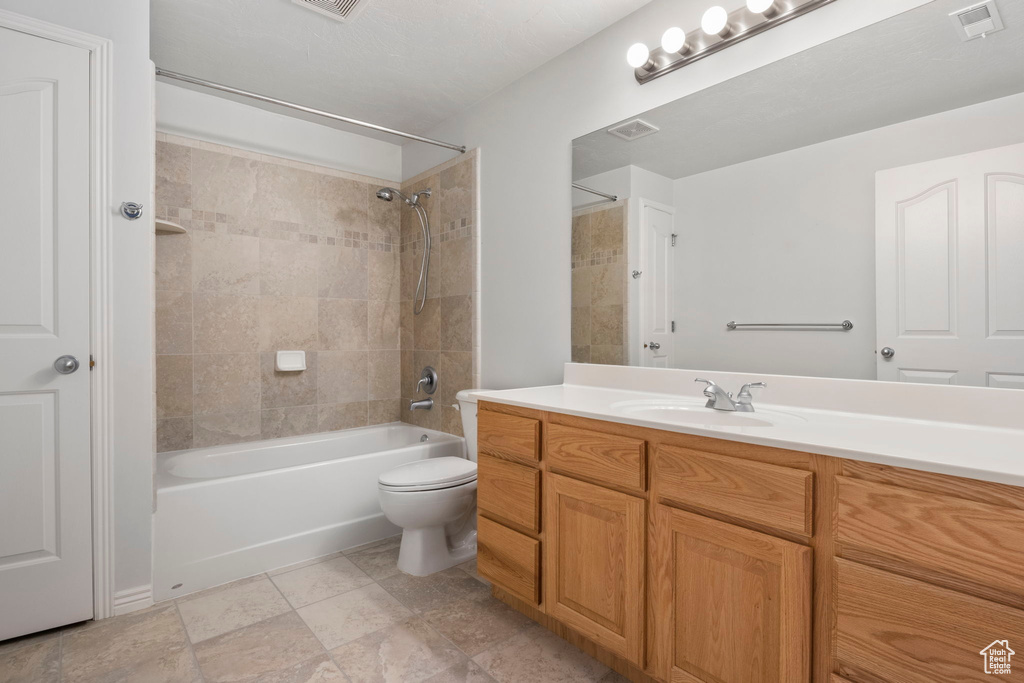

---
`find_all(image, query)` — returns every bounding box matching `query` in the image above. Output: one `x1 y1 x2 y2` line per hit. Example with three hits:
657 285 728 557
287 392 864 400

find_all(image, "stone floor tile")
346 536 403 580
377 566 490 613
330 616 465 683
271 555 375 608
177 575 292 643
420 593 533 657
0 636 60 683
472 624 609 683
296 583 412 650
251 654 347 683
192 611 324 683
423 659 499 683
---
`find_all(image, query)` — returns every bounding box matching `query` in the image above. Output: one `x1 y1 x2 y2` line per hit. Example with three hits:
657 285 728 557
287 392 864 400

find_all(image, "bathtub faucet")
409 398 433 411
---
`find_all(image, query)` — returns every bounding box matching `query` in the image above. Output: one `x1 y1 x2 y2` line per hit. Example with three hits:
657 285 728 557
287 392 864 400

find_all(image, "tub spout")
409 398 433 411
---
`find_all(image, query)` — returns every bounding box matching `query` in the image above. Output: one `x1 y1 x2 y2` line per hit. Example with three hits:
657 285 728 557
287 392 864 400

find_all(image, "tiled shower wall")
571 200 627 365
399 151 479 437
154 135 404 452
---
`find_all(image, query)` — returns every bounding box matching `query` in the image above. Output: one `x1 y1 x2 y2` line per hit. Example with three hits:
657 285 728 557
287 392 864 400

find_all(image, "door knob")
53 355 80 374
880 347 895 360
647 342 661 350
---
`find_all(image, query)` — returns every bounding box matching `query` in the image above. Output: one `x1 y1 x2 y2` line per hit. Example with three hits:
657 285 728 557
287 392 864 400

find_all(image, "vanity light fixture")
629 0 838 84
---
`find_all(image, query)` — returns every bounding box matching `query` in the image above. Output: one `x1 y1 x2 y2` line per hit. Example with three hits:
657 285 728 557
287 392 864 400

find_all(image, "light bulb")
626 42 651 69
701 6 730 36
661 27 687 54
747 0 777 14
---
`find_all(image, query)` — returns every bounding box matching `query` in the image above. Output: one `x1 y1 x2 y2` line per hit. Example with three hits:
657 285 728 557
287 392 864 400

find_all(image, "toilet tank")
455 390 484 462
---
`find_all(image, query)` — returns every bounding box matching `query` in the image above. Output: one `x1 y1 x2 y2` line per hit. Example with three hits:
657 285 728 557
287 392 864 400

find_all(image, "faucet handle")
694 377 715 396
737 381 766 402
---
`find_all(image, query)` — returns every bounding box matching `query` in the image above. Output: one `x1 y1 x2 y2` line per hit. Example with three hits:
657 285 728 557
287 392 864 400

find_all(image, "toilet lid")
378 457 477 491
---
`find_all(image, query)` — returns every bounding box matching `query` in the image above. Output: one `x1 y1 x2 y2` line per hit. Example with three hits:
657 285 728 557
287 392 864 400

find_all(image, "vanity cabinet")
476 401 1024 683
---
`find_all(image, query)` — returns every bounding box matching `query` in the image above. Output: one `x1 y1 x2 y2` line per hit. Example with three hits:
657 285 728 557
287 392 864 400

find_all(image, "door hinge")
89 355 95 371
671 233 677 246
671 321 676 332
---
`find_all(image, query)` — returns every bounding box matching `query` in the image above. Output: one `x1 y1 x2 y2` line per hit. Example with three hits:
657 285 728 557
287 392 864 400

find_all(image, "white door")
0 26 94 639
638 200 675 367
876 142 1024 388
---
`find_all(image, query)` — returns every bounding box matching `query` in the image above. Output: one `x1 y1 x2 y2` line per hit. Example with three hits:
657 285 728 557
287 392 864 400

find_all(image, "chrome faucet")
409 366 438 411
409 398 433 411
694 379 767 413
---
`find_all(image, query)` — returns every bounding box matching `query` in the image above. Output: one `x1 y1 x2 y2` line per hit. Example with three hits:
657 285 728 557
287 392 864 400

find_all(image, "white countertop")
474 380 1024 488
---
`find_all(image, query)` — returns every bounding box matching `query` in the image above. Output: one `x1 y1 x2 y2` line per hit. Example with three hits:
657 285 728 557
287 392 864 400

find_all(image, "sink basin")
609 399 805 428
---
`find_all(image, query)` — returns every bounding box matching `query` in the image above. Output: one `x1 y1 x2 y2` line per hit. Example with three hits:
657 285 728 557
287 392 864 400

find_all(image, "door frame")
0 9 116 620
636 198 676 366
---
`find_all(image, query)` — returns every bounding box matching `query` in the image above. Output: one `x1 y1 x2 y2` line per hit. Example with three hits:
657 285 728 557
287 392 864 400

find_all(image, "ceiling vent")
607 118 660 142
291 0 371 22
949 0 1005 41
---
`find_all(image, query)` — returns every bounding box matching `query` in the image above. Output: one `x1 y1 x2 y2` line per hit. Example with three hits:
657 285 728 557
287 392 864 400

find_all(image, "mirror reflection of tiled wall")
571 200 627 365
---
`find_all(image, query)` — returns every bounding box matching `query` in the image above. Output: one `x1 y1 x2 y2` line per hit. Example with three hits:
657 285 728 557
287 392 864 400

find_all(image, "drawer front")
478 410 541 464
835 559 1024 683
546 423 645 491
477 516 540 605
837 476 1024 602
655 445 814 536
478 454 541 533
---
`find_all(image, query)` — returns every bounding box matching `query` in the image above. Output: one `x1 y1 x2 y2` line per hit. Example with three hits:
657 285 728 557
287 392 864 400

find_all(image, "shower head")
375 187 431 206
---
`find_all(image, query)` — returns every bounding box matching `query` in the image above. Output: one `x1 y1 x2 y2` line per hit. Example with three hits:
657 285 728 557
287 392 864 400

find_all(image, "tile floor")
0 537 628 683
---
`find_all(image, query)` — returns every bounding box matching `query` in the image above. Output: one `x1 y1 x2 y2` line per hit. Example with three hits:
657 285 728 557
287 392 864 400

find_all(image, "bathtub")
153 423 464 601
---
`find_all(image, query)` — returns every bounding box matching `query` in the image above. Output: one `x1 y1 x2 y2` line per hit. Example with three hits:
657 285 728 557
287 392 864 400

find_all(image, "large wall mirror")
571 0 1024 388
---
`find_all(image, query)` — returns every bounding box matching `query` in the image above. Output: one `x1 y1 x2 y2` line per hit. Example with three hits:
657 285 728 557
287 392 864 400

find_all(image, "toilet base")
397 525 477 576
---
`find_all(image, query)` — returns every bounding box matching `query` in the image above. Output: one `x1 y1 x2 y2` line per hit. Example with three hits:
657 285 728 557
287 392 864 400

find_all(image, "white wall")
156 82 403 181
401 0 932 390
0 0 155 595
672 90 1024 380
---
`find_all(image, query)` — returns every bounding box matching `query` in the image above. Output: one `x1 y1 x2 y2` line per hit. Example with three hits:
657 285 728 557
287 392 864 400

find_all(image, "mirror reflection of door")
876 142 1024 388
638 200 675 368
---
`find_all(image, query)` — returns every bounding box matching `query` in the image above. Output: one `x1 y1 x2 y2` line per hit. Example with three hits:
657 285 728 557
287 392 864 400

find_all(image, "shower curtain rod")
155 68 467 154
572 182 618 202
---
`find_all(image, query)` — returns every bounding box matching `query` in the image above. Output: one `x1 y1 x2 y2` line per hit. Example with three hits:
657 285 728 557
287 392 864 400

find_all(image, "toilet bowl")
377 390 485 576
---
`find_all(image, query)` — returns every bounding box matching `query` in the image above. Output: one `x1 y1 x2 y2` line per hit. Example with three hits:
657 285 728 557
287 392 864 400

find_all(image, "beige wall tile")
400 351 416 399
260 296 318 351
191 149 260 220
261 352 317 409
156 142 192 208
155 233 192 292
368 350 401 401
571 306 591 347
438 352 472 406
317 246 368 299
368 250 400 301
193 232 260 294
571 214 591 257
318 402 369 432
571 346 592 364
262 406 319 440
399 301 415 351
318 175 367 237
193 353 261 415
193 293 260 353
590 345 624 366
591 263 624 308
368 300 400 350
400 246 421 302
194 411 261 448
441 406 464 437
157 417 193 453
318 350 368 405
258 162 319 227
413 298 440 351
572 267 592 307
368 399 402 425
591 305 624 346
439 237 474 298
156 290 193 355
318 299 368 351
400 174 439 240
367 184 400 239
439 158 475 227
156 355 193 419
192 611 323 683
590 206 624 254
440 295 472 352
260 238 318 297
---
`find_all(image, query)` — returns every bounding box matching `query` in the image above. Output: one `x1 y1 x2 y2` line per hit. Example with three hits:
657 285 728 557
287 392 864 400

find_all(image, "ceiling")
151 0 652 143
573 0 1024 181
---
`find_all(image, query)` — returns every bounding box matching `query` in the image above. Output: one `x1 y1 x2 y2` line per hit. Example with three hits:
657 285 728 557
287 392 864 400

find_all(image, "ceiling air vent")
949 0 1005 41
607 118 660 142
291 0 371 22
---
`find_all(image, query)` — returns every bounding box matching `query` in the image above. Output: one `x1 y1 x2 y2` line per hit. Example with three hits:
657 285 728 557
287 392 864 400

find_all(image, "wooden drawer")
835 559 1024 683
655 445 814 536
546 423 645 491
478 454 540 533
477 516 540 605
836 476 1024 602
478 410 541 464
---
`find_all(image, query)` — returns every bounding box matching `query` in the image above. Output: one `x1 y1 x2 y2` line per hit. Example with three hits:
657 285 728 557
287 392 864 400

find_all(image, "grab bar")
726 320 854 331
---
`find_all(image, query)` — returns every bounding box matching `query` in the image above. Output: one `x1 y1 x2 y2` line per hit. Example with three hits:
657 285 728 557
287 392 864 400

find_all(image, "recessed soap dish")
276 350 306 372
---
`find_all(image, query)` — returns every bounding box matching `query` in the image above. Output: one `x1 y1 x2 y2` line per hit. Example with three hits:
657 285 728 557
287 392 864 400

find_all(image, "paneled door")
544 473 645 666
0 26 94 639
875 142 1024 388
638 199 675 368
650 505 811 683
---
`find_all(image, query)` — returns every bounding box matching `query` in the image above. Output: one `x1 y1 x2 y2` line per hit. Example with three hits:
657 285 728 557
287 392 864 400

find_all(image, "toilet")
377 390 483 576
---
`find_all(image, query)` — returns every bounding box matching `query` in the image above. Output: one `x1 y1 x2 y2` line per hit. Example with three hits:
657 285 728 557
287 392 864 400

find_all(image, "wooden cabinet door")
650 505 812 683
544 473 646 666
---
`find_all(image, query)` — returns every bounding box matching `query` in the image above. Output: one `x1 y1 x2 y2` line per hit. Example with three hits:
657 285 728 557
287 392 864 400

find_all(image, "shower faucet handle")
416 366 438 395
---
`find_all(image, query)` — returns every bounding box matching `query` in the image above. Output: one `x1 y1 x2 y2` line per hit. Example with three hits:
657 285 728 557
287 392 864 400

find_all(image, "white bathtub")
153 423 464 601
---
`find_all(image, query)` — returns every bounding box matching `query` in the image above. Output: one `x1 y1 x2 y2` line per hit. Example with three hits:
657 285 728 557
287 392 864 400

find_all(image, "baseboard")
112 585 154 616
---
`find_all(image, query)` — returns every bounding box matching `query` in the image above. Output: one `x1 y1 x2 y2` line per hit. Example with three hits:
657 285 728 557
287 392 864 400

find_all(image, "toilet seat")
378 456 477 492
